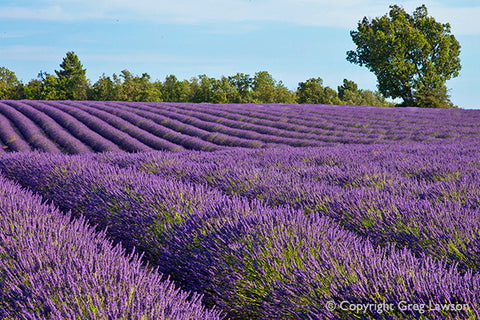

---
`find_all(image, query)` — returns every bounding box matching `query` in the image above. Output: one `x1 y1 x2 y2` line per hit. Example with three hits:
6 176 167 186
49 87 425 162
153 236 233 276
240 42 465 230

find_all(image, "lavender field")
0 100 479 153
0 100 479 319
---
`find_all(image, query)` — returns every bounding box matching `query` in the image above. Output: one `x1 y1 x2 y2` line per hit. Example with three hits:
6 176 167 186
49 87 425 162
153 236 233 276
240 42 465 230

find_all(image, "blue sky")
0 0 478 108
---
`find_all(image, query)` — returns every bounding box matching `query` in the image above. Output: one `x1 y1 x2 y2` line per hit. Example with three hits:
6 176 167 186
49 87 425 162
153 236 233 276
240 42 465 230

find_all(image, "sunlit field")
1 101 479 319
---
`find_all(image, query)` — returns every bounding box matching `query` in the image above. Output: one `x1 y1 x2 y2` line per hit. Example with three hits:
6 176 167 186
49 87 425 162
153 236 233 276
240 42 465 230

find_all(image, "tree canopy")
347 5 461 108
55 51 89 100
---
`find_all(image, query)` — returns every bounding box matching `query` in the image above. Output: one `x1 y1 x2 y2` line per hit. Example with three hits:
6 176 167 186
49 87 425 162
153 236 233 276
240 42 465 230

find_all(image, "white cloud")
0 0 478 34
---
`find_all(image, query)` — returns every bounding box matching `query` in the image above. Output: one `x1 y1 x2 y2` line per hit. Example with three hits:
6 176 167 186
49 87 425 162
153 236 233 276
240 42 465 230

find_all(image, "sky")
0 0 478 108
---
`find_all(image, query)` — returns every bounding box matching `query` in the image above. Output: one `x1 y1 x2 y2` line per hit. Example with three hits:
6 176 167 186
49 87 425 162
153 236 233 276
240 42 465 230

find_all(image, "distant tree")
110 73 124 100
297 77 341 104
360 90 394 107
152 80 164 101
33 71 61 100
118 70 161 102
162 74 178 102
192 75 241 103
193 75 216 103
188 77 200 101
0 67 23 99
347 5 461 107
337 78 392 106
206 76 240 103
322 87 342 105
43 75 62 100
177 80 192 102
134 72 160 102
216 76 241 103
14 58 397 106
297 78 323 104
251 71 277 103
413 85 456 108
24 79 43 100
337 79 360 103
228 73 253 102
162 75 191 102
55 51 89 100
91 74 117 101
274 81 296 103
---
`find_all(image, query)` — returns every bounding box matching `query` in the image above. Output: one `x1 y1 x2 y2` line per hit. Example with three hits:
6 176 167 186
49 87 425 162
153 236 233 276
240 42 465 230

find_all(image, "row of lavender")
1 145 479 319
0 174 223 319
1 100 479 154
98 141 480 273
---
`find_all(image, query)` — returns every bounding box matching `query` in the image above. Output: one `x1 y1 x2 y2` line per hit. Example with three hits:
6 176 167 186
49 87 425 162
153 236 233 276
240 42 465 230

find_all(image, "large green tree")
55 51 89 100
347 5 461 108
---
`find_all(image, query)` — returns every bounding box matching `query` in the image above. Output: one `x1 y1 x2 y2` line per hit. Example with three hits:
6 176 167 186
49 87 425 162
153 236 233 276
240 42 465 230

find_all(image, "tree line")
0 52 392 107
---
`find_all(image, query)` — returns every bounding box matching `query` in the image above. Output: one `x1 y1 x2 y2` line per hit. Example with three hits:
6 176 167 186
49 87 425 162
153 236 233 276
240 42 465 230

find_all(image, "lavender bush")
109 143 480 273
0 175 223 319
103 101 225 151
135 102 318 146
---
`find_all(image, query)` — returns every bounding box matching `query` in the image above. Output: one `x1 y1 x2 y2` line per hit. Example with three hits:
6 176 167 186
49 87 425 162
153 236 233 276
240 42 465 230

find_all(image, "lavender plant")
129 102 325 147
0 174 223 319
